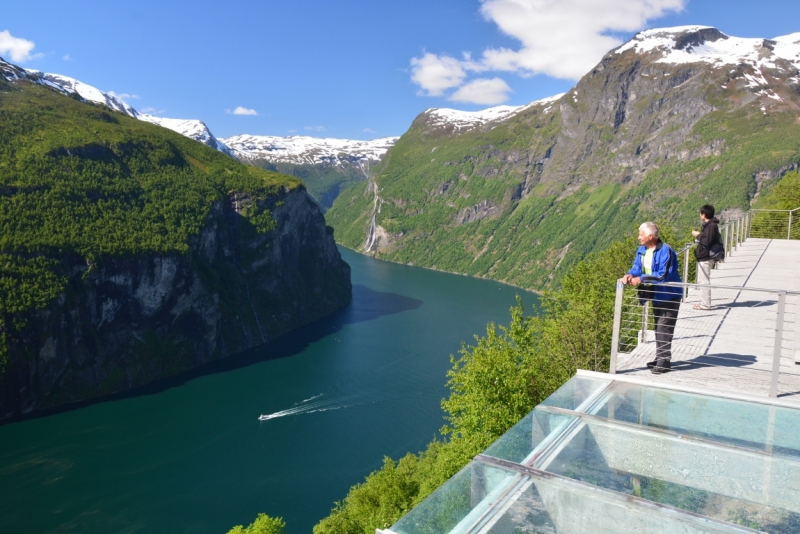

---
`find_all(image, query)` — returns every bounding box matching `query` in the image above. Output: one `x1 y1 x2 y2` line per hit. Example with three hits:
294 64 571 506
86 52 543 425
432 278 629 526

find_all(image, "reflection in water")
3 284 423 425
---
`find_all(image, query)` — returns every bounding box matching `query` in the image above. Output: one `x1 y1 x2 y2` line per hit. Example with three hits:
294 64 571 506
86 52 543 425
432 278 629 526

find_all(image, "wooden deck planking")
616 238 800 403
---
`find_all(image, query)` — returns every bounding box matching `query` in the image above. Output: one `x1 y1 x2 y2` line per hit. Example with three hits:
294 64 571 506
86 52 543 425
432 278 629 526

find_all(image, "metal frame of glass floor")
383 370 800 534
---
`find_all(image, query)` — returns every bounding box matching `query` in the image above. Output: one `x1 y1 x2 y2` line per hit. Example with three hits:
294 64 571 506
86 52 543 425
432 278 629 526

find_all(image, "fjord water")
0 247 538 534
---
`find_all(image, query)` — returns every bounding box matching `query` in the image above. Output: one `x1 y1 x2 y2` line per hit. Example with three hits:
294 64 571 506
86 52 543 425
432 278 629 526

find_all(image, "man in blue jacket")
621 222 683 374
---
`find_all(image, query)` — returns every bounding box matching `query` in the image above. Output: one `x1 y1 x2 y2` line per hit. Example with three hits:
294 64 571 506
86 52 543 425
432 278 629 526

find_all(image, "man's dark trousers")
653 298 681 363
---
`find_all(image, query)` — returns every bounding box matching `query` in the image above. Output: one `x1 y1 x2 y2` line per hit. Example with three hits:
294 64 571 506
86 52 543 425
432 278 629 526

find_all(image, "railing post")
723 226 729 259
795 295 800 365
747 211 752 239
640 301 650 345
745 212 750 239
682 247 690 301
770 290 787 398
609 281 624 374
789 210 793 240
738 217 743 246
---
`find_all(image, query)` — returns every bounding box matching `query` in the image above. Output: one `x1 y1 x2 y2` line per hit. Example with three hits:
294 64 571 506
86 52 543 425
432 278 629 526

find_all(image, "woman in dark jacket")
692 204 720 310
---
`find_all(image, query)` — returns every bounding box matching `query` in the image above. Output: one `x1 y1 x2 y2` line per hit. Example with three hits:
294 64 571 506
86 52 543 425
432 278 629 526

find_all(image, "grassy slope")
251 160 369 211
0 78 301 321
327 90 800 290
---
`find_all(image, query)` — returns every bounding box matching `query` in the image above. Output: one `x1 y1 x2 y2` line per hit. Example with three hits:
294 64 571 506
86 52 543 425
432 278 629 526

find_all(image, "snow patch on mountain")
138 115 235 156
32 72 141 117
424 93 565 132
222 135 399 166
0 59 236 158
617 26 800 72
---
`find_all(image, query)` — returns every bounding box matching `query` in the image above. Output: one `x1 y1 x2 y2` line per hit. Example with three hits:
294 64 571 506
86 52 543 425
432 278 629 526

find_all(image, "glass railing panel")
592 381 800 458
390 460 523 534
541 418 800 532
540 375 611 411
483 408 575 465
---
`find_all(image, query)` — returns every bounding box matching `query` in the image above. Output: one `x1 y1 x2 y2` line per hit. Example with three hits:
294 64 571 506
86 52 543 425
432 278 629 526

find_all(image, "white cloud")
0 30 40 63
108 91 139 102
305 125 325 132
478 0 686 79
232 106 258 116
450 78 513 105
140 106 165 114
410 52 470 96
63 54 73 61
363 127 376 134
288 129 297 133
409 0 685 100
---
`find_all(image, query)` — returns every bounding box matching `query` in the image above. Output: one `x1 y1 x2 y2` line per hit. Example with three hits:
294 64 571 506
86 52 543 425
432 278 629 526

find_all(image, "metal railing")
674 207 798 299
750 207 798 241
609 281 800 397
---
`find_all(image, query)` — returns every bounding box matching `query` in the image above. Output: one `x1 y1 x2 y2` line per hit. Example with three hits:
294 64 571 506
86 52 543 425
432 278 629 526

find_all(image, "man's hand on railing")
620 274 640 286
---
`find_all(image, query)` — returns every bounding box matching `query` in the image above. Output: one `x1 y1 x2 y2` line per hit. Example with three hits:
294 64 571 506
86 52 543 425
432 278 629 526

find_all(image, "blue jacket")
627 240 683 302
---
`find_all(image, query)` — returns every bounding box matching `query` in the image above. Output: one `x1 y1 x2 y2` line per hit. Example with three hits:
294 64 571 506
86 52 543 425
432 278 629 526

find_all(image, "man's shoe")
646 360 657 368
651 360 671 374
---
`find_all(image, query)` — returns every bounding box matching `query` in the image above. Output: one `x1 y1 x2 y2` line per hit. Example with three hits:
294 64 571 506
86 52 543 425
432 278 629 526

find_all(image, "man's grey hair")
639 221 659 239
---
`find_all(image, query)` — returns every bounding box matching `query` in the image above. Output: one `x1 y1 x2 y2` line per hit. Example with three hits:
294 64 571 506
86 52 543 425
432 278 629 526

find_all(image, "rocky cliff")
0 186 350 418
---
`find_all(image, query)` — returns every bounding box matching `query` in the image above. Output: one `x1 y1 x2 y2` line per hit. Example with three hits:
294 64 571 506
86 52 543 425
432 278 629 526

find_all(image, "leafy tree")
758 170 800 210
751 170 800 239
227 513 286 534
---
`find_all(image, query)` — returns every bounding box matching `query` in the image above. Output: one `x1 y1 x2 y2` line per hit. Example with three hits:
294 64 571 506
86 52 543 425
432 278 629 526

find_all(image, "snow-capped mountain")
137 114 235 156
423 93 565 132
36 72 140 117
0 59 236 158
616 26 800 70
2 57 395 166
222 135 398 166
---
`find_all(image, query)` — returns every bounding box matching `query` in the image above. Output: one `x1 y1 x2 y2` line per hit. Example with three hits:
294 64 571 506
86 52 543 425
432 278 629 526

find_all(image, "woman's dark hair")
700 204 715 218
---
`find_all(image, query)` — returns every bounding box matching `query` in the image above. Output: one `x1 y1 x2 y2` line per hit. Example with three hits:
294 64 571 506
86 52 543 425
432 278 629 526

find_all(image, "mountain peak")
616 26 800 71
221 134 399 166
0 57 236 158
423 93 565 132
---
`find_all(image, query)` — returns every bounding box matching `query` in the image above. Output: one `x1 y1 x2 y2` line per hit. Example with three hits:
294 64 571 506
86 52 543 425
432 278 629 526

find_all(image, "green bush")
227 513 286 534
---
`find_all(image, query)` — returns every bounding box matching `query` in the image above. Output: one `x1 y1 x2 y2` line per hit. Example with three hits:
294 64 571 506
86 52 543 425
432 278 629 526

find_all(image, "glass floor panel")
593 381 800 458
389 372 800 534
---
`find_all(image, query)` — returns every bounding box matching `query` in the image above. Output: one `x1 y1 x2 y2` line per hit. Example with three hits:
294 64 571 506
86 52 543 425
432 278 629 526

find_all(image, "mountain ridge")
325 25 800 289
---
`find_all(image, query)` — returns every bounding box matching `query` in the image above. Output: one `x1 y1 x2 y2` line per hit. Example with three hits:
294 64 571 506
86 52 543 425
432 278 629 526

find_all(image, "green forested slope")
327 40 800 290
251 160 369 211
0 75 301 365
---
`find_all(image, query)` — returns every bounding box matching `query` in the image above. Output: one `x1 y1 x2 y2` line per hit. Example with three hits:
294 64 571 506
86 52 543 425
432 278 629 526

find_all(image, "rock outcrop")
0 187 351 418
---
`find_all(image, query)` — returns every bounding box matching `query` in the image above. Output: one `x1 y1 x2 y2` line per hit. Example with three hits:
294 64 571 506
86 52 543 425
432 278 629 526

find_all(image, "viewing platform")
613 237 800 402
382 208 800 533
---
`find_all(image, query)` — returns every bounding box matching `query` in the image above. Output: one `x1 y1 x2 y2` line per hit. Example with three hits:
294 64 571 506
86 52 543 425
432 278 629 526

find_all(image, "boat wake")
258 393 371 421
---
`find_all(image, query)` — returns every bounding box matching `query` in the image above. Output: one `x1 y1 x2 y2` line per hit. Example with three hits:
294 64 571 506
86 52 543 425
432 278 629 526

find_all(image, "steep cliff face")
327 27 800 289
0 187 350 418
0 67 352 419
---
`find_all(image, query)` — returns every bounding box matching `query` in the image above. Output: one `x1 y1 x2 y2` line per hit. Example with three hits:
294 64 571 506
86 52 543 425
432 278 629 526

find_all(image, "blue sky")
3 0 800 140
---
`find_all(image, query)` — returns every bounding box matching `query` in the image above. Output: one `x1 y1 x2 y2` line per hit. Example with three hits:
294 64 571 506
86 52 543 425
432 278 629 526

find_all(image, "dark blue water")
0 247 538 533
